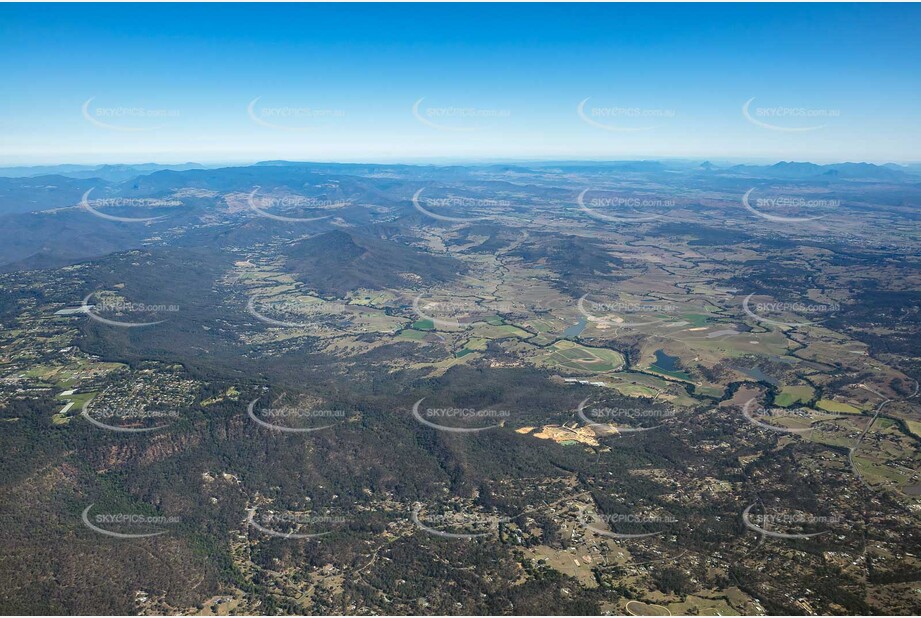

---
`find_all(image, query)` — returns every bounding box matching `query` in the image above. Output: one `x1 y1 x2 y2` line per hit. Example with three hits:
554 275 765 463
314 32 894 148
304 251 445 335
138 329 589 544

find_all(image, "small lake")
563 316 588 338
741 366 778 385
653 349 680 371
650 349 691 380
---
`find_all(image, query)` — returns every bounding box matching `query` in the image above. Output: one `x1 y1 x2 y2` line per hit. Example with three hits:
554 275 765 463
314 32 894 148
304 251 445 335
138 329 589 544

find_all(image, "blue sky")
1 3 919 164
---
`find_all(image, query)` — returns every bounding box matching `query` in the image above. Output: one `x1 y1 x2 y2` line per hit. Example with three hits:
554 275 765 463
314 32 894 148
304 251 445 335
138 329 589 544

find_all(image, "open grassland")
775 385 815 407
540 341 625 374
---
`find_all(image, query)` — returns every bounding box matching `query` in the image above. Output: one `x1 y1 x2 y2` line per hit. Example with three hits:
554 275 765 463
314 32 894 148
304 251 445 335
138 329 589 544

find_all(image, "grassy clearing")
775 385 815 407
542 341 624 373
904 420 921 440
625 600 671 616
817 399 862 414
473 324 532 339
695 385 724 398
52 391 96 424
461 337 489 351
680 313 710 327
647 365 691 381
397 329 429 341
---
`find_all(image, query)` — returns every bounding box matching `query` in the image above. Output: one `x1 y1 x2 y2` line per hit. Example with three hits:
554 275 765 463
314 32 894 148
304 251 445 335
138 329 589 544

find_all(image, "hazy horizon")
3 4 921 617
2 156 920 170
2 3 919 165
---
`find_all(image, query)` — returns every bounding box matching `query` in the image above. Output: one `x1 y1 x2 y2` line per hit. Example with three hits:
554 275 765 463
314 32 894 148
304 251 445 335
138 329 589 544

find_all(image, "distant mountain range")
719 161 917 181
0 162 207 182
2 159 917 182
0 159 917 274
